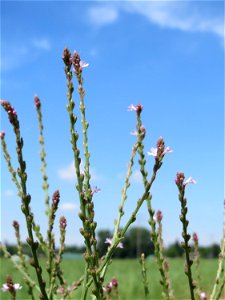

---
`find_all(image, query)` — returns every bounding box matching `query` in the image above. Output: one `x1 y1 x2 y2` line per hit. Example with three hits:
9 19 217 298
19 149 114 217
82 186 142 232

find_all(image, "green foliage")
0 258 219 300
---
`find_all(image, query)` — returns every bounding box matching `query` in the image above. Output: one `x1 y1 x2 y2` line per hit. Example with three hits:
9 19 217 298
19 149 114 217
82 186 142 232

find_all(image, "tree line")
1 227 220 259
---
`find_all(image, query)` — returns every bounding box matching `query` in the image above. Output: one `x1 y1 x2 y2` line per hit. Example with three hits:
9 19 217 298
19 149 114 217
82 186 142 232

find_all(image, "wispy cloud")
87 5 119 27
126 2 224 39
1 37 51 72
31 38 51 51
57 161 102 182
86 2 224 40
60 202 78 211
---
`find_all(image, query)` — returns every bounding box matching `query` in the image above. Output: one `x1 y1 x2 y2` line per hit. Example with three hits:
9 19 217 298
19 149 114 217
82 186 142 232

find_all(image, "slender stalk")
210 209 225 300
1 101 48 300
63 48 103 299
13 221 35 300
140 253 149 300
135 110 174 299
176 173 196 300
34 96 50 215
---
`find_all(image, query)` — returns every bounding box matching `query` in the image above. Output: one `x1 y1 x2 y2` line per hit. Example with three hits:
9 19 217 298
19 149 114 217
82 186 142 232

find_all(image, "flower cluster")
52 190 60 207
1 276 22 297
0 100 19 129
34 96 41 109
60 216 67 229
103 278 119 295
128 103 143 114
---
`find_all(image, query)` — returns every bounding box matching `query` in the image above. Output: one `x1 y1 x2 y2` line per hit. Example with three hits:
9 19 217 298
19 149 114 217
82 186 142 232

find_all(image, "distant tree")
97 227 154 258
164 241 184 258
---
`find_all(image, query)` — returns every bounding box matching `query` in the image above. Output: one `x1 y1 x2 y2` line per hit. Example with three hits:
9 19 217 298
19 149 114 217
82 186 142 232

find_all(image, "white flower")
1 283 22 292
147 147 157 157
105 237 123 249
184 177 197 186
200 292 207 300
80 60 89 68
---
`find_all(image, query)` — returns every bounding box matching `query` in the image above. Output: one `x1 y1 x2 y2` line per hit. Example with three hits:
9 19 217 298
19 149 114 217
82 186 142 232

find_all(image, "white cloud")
1 37 51 72
87 2 224 40
57 161 101 182
58 161 76 180
31 38 51 51
60 202 78 211
87 5 119 27
126 2 224 39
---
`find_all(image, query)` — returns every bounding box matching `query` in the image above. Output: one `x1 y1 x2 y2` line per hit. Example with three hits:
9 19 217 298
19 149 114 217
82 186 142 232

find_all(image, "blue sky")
1 1 224 247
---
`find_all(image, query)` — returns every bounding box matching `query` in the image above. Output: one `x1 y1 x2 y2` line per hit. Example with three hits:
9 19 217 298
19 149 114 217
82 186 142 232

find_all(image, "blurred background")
1 1 224 250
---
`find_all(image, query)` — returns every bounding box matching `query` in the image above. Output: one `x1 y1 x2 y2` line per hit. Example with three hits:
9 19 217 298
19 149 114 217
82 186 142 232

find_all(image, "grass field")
0 257 224 299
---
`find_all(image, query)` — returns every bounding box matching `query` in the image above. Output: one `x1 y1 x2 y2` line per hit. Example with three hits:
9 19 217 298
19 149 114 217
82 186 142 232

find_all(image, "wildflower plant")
0 47 224 300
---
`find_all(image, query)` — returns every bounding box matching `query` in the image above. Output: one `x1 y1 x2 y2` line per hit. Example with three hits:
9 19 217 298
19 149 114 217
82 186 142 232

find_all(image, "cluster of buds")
1 276 22 297
59 216 67 229
34 96 41 109
147 137 172 160
71 51 89 84
155 210 163 223
52 190 60 207
62 48 72 68
12 220 20 231
192 232 198 242
0 100 19 129
0 131 5 139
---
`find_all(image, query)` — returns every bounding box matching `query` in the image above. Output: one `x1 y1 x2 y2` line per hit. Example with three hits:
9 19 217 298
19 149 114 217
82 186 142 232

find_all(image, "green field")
0 258 223 299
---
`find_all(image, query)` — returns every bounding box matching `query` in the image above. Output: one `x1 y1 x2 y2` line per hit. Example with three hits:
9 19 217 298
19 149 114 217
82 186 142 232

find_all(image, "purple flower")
91 186 101 196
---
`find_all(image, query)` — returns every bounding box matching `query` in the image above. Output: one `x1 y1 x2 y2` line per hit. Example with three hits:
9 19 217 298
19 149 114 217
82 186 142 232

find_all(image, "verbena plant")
0 48 224 300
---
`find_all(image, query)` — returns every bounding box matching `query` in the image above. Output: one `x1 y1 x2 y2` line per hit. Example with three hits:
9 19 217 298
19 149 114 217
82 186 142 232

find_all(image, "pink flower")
127 104 143 113
1 283 22 292
105 238 123 249
184 177 197 186
91 186 101 196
